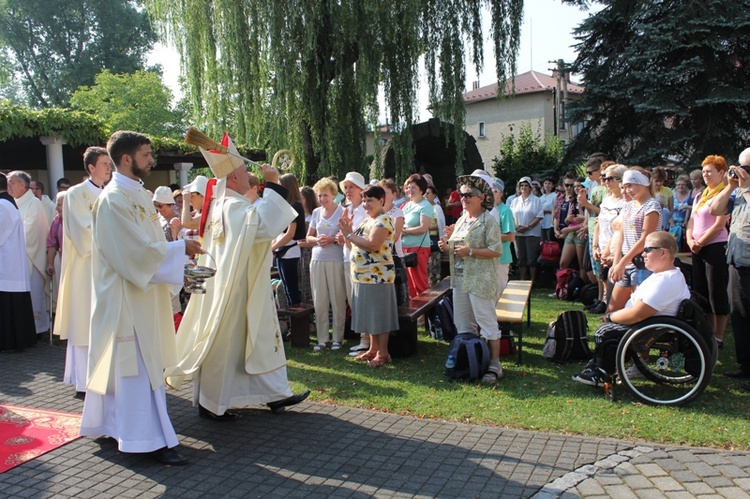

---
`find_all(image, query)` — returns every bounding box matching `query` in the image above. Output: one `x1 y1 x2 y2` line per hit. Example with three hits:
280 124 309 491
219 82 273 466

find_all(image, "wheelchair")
607 299 717 407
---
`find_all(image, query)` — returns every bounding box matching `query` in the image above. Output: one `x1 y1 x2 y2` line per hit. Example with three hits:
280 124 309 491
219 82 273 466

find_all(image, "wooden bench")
277 301 315 348
393 278 452 357
495 280 533 365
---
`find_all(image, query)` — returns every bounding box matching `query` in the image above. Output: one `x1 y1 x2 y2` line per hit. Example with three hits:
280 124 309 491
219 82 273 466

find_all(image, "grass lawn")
286 287 750 450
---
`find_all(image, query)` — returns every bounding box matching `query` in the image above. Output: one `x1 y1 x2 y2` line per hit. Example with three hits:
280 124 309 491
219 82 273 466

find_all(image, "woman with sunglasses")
608 168 662 311
554 174 585 271
592 165 628 313
509 176 543 281
686 155 730 348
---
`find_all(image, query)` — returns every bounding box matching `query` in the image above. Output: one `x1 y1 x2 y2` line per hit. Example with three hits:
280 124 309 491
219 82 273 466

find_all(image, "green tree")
491 121 565 188
144 0 523 183
70 70 184 137
564 0 750 166
0 0 156 108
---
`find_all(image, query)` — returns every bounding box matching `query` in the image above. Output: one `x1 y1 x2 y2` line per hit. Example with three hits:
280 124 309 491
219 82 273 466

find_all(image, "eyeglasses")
643 246 663 253
564 183 574 188
459 192 476 199
586 169 600 175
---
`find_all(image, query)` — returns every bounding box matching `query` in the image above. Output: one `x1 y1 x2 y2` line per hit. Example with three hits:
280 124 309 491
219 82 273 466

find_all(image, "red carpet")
0 404 81 473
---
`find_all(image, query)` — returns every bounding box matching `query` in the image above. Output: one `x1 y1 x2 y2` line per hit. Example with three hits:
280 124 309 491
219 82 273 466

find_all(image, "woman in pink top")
686 155 730 346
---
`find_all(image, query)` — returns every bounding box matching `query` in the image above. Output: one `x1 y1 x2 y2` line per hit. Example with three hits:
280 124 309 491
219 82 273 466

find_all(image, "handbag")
403 252 418 267
632 254 646 270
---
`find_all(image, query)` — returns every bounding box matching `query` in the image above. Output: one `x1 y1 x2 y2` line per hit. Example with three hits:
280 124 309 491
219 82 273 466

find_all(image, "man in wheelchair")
573 231 691 387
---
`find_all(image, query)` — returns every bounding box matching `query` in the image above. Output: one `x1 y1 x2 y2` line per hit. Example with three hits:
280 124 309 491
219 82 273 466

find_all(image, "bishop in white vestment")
54 147 112 393
80 132 200 465
166 135 309 418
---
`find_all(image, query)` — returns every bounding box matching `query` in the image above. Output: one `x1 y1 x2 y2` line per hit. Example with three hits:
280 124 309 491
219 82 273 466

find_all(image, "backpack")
542 310 592 363
538 240 561 265
566 275 586 302
578 283 599 307
445 333 490 381
430 295 457 343
554 268 577 300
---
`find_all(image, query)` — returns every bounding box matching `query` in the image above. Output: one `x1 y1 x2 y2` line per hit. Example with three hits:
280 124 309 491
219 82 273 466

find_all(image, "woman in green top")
439 175 504 383
401 174 434 299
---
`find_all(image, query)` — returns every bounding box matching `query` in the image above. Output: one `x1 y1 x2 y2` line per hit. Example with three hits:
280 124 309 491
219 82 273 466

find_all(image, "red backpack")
555 268 577 300
539 240 560 264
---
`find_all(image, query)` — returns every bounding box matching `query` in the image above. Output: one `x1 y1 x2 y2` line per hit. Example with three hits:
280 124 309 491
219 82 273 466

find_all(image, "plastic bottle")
445 354 455 369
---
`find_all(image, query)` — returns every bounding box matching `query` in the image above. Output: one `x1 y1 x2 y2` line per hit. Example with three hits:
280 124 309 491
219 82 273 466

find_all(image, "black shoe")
267 390 311 414
150 447 188 465
198 405 240 421
572 367 610 387
589 301 607 314
724 369 750 379
74 391 86 400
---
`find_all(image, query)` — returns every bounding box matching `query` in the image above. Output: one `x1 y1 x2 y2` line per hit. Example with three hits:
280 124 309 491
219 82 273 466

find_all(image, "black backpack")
566 275 586 301
542 310 592 363
430 295 457 343
445 333 490 381
578 283 599 307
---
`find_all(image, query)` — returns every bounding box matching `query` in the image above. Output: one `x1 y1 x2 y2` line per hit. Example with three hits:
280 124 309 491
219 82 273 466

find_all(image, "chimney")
472 80 480 90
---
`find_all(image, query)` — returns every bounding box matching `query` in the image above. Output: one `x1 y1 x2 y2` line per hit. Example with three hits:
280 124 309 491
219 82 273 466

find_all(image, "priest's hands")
184 239 203 257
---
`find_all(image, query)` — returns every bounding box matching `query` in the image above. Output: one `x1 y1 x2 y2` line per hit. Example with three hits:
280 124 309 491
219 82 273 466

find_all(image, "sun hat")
491 178 505 193
457 174 495 212
339 171 366 192
518 176 532 186
153 186 175 205
622 170 650 186
185 175 208 196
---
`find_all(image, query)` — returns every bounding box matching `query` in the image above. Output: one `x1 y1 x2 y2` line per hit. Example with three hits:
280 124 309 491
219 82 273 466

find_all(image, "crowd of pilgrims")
3 150 750 389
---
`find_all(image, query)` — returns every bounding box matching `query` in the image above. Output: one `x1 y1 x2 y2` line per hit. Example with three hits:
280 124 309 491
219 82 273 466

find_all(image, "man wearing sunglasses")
573 231 690 387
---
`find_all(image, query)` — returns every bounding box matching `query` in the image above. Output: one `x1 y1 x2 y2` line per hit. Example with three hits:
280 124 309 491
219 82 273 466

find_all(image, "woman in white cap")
608 167 662 311
180 175 208 231
509 176 544 281
438 174 504 382
152 186 181 241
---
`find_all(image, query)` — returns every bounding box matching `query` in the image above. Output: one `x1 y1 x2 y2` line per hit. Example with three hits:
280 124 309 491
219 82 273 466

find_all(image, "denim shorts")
615 266 652 288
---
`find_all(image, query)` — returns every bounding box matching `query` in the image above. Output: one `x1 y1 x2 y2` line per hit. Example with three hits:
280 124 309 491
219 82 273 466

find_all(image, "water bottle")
445 354 455 369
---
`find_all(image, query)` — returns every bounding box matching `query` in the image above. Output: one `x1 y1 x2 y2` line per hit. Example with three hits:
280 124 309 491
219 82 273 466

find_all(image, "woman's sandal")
355 351 377 361
367 354 392 368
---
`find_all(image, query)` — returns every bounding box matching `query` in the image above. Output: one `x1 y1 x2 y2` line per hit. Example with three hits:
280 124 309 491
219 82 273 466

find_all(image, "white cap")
622 170 650 186
518 176 532 185
153 186 175 204
185 175 208 196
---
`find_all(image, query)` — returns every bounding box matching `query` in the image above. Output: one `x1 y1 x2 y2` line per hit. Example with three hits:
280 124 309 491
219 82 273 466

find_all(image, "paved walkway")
1 344 749 498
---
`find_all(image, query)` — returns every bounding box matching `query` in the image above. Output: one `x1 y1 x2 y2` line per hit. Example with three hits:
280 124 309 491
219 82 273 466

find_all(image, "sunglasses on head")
643 246 662 253
459 192 476 199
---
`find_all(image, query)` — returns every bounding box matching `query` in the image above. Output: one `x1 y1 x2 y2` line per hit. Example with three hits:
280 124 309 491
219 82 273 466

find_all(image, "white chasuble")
16 189 50 333
87 173 182 395
55 181 102 345
167 187 296 413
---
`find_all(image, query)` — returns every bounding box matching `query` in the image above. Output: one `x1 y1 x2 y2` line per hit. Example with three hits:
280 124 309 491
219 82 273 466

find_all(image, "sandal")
355 351 377 361
367 354 392 368
481 368 503 384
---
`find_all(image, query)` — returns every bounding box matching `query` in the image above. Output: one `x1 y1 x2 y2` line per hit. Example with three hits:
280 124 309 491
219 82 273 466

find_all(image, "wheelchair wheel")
616 319 711 406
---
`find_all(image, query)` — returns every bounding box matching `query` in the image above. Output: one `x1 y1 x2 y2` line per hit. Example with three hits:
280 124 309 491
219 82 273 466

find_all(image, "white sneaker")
624 364 644 379
313 344 326 352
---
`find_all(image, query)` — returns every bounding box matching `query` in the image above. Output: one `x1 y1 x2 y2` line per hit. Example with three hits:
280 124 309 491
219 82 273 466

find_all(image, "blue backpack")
445 333 490 381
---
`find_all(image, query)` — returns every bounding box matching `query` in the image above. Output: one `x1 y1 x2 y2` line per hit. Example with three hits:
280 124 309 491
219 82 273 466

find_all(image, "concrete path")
1 344 748 498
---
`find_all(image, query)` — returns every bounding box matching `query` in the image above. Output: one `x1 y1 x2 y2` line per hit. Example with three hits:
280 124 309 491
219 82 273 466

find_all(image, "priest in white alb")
80 131 202 465
0 172 38 351
7 171 50 337
166 133 309 420
54 146 112 395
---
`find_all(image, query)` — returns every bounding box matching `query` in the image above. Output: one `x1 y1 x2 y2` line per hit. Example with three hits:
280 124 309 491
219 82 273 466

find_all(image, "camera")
729 165 750 179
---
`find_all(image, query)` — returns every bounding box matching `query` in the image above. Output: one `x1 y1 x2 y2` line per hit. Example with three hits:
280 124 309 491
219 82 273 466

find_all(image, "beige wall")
465 91 580 169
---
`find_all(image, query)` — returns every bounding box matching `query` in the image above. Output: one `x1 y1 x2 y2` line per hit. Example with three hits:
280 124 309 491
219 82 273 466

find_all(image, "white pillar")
40 136 66 198
174 162 193 188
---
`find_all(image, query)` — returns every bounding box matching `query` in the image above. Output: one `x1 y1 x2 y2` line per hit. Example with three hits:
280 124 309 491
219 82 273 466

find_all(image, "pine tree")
566 0 750 166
